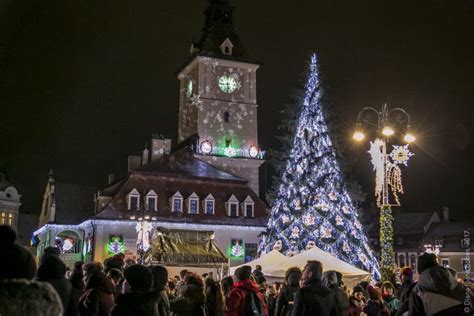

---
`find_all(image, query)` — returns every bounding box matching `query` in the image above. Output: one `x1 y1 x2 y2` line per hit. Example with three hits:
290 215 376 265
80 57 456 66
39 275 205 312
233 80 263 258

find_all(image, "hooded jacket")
79 272 115 316
0 279 63 316
170 284 207 316
322 271 350 315
111 290 160 316
225 279 269 316
292 278 337 316
409 265 471 315
37 255 72 313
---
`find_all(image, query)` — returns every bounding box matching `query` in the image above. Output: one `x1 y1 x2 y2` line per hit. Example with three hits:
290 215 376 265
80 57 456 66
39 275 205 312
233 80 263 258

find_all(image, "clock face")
218 75 238 93
186 79 193 98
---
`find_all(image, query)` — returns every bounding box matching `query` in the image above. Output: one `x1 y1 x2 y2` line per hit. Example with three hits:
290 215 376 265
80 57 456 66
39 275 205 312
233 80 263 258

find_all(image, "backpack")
245 290 265 316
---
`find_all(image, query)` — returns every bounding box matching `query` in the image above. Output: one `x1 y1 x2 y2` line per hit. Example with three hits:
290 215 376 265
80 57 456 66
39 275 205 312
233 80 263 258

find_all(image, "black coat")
276 285 299 316
111 290 160 316
170 284 206 316
37 256 72 314
292 279 337 316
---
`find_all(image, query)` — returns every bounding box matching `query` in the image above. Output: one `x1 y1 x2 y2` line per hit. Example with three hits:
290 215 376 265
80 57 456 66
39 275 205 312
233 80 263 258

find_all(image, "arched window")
223 111 230 122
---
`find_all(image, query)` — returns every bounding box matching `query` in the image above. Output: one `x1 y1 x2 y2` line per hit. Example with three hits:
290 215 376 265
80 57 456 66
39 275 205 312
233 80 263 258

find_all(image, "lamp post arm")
356 107 381 126
388 108 411 126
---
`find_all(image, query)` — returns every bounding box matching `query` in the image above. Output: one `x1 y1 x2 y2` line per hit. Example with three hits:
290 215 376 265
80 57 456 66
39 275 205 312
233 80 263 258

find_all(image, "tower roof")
181 0 260 70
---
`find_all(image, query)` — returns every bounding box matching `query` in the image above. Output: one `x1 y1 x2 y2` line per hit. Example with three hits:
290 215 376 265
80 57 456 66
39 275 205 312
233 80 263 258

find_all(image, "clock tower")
177 0 264 195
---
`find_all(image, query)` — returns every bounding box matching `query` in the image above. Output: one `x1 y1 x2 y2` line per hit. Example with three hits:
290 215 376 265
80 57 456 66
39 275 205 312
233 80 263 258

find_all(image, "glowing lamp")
200 140 213 154
130 215 136 220
382 126 395 137
352 131 365 141
404 133 416 143
144 215 150 220
249 145 260 158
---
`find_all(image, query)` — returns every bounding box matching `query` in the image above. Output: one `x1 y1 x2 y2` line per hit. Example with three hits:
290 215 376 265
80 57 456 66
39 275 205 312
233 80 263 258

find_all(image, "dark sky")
1 1 473 220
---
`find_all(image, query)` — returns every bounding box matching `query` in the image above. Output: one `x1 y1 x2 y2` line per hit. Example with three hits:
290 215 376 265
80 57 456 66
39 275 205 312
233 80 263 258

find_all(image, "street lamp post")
353 104 415 281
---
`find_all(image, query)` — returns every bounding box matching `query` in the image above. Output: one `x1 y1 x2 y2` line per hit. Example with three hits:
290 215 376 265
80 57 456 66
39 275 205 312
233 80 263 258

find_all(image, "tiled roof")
53 183 97 224
94 148 268 227
422 221 474 251
135 148 246 183
393 211 435 233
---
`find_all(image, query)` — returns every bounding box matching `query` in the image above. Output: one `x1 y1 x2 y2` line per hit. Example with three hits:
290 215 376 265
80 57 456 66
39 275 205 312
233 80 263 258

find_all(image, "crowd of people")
0 224 472 316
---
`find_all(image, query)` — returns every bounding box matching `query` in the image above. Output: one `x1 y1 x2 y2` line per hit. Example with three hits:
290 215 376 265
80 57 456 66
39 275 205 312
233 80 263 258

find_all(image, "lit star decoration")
259 54 381 280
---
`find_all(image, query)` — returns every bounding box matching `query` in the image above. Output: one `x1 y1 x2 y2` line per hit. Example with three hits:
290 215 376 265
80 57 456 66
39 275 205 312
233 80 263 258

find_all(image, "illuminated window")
187 192 199 214
7 213 13 226
203 194 215 215
171 192 183 213
1 212 5 225
440 258 450 268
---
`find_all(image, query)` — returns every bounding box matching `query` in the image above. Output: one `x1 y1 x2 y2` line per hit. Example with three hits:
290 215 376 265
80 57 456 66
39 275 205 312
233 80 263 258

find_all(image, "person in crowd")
322 270 350 315
408 253 472 315
221 276 234 301
358 281 370 300
253 265 265 282
79 262 115 316
151 265 171 316
37 250 73 314
267 284 278 316
348 285 366 316
68 261 85 316
168 278 178 300
381 282 400 315
363 286 389 316
111 264 160 315
226 265 269 316
104 254 125 273
170 272 207 316
108 268 124 298
292 260 337 316
176 269 189 298
205 278 225 316
0 225 63 316
275 267 302 316
394 267 415 316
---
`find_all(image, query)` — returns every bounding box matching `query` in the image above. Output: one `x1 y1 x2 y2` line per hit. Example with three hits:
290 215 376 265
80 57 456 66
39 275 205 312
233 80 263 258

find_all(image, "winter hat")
417 253 438 274
151 265 168 290
353 285 364 294
0 225 36 280
124 264 153 291
400 266 414 278
235 265 252 281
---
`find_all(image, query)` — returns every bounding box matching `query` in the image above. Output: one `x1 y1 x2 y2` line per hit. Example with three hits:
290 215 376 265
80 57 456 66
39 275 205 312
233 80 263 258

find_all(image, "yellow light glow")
404 133 416 143
353 131 365 141
382 126 395 136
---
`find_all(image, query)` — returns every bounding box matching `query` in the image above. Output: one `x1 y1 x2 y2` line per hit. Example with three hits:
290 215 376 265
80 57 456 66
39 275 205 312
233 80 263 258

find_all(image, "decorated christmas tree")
260 54 381 280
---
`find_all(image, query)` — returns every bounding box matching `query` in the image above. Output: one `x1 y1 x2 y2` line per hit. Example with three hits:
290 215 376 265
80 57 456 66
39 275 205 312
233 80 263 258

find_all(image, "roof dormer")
220 38 233 56
242 195 255 218
170 191 183 213
203 194 215 215
145 190 157 211
226 194 239 217
127 188 140 211
187 192 199 214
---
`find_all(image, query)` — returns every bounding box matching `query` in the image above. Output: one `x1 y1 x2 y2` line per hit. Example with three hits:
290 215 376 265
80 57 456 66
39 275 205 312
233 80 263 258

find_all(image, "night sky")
1 1 473 221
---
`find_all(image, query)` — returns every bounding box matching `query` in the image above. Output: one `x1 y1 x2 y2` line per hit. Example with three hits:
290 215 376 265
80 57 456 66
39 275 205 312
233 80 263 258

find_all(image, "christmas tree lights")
260 54 381 280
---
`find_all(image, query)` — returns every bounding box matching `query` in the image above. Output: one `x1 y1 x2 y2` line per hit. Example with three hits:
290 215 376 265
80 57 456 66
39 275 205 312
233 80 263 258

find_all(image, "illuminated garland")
380 205 395 281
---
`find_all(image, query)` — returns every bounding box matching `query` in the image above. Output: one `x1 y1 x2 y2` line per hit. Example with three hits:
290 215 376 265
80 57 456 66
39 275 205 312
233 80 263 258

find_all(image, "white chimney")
442 206 450 223
142 147 149 165
151 136 172 161
107 173 114 185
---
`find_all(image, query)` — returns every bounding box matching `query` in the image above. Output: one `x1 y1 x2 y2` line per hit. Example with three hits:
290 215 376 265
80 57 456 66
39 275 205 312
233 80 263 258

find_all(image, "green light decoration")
380 205 395 281
107 235 125 255
229 239 244 258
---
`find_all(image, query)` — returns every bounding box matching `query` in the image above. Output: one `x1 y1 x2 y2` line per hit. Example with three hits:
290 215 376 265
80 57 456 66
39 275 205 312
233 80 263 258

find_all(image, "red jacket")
225 279 269 316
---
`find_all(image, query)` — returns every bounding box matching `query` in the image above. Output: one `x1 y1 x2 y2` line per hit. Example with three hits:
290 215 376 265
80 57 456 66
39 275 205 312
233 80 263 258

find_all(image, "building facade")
0 173 21 231
33 0 268 269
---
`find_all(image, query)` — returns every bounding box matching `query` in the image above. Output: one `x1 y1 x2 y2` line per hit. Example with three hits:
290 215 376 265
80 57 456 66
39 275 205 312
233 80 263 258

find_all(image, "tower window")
223 111 230 122
185 117 190 127
225 139 231 147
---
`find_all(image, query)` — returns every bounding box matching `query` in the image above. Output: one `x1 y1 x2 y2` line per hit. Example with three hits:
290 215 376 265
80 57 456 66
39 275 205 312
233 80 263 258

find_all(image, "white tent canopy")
231 246 370 289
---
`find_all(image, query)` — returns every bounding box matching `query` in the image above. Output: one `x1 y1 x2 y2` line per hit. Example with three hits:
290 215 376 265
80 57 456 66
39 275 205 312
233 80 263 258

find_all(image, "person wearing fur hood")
409 253 472 315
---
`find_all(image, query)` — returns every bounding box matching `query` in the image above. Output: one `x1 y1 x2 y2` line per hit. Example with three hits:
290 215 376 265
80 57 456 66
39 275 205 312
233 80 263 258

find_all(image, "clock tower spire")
177 0 263 195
